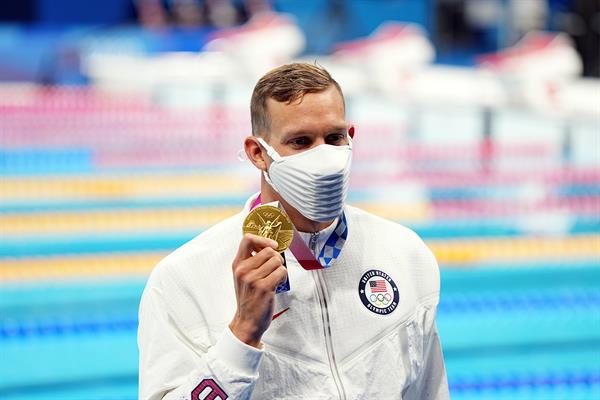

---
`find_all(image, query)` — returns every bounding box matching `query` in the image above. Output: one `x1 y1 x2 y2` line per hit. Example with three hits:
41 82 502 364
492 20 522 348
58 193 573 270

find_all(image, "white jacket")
138 194 449 399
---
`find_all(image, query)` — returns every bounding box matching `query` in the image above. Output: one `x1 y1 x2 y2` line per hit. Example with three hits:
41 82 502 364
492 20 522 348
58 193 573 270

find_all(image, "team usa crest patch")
358 269 399 315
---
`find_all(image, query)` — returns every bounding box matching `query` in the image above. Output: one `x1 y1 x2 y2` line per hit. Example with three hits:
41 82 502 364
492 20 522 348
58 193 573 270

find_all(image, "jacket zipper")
310 232 347 400
308 231 319 254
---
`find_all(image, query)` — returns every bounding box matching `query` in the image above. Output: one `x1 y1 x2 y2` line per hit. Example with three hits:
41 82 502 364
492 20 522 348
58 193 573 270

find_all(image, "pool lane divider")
1 236 599 278
0 173 254 201
0 207 241 235
1 206 599 239
448 372 600 393
0 195 252 213
428 235 600 264
2 171 599 205
0 203 430 235
0 252 166 281
1 288 599 340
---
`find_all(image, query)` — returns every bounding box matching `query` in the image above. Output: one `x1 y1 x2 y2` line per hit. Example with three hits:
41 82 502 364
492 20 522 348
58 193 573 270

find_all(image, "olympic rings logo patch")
358 269 399 315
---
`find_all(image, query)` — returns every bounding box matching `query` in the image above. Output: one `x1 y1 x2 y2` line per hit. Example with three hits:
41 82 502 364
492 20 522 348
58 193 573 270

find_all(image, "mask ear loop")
346 133 354 150
256 137 282 162
346 125 355 150
255 137 282 193
237 149 247 162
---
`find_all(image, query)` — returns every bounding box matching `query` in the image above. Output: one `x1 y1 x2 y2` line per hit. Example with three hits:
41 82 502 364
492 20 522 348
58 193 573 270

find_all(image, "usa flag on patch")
370 279 387 293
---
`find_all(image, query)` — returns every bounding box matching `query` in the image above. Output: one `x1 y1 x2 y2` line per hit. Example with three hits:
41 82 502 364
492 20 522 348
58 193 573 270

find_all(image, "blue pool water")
1 263 599 400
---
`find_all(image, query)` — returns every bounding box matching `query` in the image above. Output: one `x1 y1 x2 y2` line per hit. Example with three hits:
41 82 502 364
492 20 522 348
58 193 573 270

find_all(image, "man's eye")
289 137 310 146
326 134 346 144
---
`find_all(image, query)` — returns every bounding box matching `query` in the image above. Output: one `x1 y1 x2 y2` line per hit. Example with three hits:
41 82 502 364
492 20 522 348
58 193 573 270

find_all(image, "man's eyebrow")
280 130 312 143
328 127 349 134
280 126 347 143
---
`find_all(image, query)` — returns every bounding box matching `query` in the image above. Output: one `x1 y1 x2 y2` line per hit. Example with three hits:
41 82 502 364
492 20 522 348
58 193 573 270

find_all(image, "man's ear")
244 136 268 171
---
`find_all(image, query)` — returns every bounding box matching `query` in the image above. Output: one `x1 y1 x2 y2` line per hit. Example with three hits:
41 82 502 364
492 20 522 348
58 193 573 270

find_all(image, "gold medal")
243 205 294 252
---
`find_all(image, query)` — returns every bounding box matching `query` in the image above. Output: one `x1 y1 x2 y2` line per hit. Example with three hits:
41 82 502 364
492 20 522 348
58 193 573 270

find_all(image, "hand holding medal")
229 209 290 348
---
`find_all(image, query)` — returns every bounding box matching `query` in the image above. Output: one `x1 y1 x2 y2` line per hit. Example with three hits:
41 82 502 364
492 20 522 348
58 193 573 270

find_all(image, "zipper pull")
309 232 319 254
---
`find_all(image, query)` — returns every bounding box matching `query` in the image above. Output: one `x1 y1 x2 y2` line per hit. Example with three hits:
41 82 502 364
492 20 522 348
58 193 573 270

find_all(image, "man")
138 63 449 399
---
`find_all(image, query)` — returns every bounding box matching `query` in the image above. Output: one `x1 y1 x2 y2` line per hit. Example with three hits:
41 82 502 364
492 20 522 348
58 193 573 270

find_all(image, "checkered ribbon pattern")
317 213 348 268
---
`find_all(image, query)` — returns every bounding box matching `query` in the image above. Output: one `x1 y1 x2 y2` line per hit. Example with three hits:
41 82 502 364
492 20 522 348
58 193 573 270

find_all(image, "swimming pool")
1 88 599 399
1 264 598 400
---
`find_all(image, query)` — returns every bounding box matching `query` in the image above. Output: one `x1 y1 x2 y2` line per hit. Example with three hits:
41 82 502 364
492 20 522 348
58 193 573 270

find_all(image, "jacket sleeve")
138 274 263 400
404 321 450 400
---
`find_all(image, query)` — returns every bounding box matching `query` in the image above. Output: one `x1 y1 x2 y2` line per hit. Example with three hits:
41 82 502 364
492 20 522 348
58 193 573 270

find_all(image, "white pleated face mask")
257 136 353 222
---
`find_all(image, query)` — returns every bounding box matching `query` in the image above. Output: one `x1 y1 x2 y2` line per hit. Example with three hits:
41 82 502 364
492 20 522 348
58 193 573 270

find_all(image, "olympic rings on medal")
370 294 377 302
384 293 392 302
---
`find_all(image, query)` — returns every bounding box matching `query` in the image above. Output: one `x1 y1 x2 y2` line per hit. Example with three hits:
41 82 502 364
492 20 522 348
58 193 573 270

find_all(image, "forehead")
265 86 346 138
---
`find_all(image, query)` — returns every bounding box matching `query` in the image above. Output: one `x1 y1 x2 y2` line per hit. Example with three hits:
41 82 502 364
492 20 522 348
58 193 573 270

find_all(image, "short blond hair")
250 63 343 136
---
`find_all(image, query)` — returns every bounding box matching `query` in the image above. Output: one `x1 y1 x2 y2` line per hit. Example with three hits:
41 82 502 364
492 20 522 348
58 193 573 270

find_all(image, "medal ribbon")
250 195 347 270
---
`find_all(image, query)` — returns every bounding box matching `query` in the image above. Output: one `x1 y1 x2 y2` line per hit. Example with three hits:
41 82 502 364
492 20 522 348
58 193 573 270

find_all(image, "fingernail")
269 239 278 248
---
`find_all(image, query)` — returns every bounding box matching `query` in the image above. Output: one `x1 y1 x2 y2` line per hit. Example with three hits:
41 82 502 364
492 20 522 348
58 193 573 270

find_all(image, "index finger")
234 233 279 264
